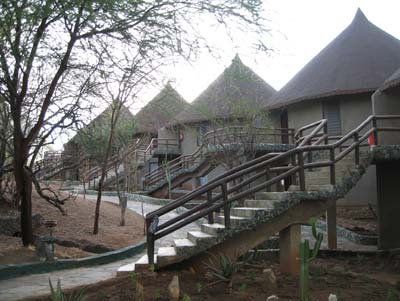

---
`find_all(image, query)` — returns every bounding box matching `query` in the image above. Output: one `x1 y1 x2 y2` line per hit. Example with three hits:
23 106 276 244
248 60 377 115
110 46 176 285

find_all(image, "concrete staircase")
118 149 371 273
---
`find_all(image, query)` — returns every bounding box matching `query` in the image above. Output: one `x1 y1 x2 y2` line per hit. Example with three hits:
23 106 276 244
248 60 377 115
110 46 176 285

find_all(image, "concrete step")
174 238 197 257
243 199 280 209
304 172 346 180
288 184 334 192
117 254 157 274
201 223 226 235
303 178 336 185
231 207 270 218
215 215 248 227
255 191 291 200
187 231 216 244
157 247 177 268
174 238 196 248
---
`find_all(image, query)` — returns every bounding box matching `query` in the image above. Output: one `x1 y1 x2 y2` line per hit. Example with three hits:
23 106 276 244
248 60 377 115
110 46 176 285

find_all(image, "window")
323 101 342 135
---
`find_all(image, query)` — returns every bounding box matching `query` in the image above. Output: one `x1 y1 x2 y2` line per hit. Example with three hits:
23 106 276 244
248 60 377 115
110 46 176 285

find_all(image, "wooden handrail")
144 127 296 189
145 115 400 265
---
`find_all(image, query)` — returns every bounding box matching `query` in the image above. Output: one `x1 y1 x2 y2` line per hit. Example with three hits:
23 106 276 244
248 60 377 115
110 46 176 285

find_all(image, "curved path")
0 194 375 300
0 195 200 301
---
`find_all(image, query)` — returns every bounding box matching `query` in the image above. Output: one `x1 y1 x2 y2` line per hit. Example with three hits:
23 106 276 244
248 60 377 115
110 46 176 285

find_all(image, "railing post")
354 132 360 165
265 166 271 192
291 155 297 186
297 151 306 191
221 183 230 228
207 190 214 224
323 123 328 145
329 148 336 185
147 234 155 266
372 117 378 145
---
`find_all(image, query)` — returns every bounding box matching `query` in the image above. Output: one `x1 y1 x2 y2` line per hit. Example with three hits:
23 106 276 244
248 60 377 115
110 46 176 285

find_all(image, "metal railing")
144 115 400 265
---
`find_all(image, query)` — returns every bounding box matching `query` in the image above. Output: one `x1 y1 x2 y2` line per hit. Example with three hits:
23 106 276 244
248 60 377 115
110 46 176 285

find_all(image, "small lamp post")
42 220 57 262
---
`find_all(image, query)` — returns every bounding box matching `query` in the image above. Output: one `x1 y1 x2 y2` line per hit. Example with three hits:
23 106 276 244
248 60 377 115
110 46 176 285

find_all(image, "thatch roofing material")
380 67 400 92
134 84 188 134
171 55 276 125
268 9 400 108
65 103 133 148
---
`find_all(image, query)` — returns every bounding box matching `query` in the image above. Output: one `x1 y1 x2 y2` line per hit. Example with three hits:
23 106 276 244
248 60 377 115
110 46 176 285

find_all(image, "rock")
0 213 42 236
168 275 180 301
328 294 338 301
267 295 279 300
136 282 144 301
263 268 277 289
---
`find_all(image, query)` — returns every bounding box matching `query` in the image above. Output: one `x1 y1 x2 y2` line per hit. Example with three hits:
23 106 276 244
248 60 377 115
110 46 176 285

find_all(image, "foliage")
0 0 269 245
164 157 172 199
300 218 323 301
387 288 398 301
130 272 137 288
182 294 192 301
204 253 239 283
76 107 135 165
49 278 86 301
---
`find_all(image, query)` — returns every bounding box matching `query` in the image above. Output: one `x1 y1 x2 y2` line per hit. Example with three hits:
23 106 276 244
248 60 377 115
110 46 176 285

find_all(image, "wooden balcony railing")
143 127 296 189
203 127 296 146
145 115 400 265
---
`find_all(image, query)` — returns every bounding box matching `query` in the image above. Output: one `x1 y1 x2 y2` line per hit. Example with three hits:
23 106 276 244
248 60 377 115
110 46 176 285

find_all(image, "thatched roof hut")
268 9 400 108
171 55 276 125
379 67 400 93
134 83 188 135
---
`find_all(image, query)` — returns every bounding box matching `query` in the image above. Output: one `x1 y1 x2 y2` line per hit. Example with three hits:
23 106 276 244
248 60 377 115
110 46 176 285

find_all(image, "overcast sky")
53 0 400 150
131 0 400 112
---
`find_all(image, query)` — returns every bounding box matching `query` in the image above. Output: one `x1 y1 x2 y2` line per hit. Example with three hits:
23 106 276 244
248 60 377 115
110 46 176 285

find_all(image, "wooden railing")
144 138 180 157
145 115 400 264
143 127 296 190
33 151 79 180
143 145 204 189
83 139 144 186
204 127 296 146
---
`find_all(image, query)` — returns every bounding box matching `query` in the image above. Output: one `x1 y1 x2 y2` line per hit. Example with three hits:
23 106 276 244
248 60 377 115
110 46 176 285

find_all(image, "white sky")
53 0 400 150
132 0 400 110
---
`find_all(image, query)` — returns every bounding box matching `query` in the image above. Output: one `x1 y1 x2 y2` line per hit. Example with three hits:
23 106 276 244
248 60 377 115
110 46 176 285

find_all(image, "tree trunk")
14 141 34 246
93 169 107 234
93 105 119 235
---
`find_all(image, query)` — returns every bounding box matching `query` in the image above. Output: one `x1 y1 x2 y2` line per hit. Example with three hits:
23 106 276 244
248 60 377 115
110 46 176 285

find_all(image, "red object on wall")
179 131 184 141
368 133 375 146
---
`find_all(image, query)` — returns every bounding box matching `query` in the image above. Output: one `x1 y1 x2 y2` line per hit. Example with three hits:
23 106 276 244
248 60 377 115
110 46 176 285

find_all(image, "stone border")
0 241 146 281
69 190 171 206
316 220 377 246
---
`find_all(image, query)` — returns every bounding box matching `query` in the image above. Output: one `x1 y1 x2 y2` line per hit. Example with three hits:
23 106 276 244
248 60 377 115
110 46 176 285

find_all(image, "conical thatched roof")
171 55 276 125
65 103 133 148
134 83 188 135
380 67 400 92
268 9 400 108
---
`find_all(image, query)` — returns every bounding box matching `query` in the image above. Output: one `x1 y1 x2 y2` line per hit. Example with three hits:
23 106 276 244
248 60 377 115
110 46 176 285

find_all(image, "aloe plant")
300 218 323 301
49 278 86 301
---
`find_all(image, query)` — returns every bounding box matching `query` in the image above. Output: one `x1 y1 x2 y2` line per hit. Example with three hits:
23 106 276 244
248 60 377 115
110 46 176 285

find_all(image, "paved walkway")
0 196 199 301
83 194 201 248
0 195 375 300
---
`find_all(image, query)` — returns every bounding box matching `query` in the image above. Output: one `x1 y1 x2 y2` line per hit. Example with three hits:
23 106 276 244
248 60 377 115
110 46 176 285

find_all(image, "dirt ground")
336 206 377 235
0 189 145 265
27 253 400 301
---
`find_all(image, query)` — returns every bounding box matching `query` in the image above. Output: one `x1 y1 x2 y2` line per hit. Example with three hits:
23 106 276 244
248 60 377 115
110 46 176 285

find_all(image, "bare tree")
0 0 269 245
